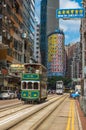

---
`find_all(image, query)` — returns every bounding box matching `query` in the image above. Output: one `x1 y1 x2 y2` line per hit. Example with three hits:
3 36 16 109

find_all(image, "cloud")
35 0 41 21
61 19 81 44
60 0 81 9
59 0 82 44
35 0 41 7
60 19 81 32
35 0 82 44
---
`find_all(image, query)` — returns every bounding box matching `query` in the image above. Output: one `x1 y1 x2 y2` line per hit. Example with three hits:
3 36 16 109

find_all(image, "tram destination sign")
22 73 39 80
56 8 85 19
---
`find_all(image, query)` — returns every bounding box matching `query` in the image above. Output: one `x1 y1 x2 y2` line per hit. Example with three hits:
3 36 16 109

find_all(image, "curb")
76 101 83 130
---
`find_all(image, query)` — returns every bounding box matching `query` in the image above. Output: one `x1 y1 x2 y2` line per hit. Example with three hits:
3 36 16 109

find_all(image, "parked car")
70 91 80 99
0 90 16 99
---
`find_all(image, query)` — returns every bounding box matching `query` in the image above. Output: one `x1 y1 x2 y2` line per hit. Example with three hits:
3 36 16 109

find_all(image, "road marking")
71 100 74 130
66 101 72 130
66 100 75 130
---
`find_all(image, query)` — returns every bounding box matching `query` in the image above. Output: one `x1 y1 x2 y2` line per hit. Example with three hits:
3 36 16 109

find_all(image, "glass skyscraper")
40 0 59 67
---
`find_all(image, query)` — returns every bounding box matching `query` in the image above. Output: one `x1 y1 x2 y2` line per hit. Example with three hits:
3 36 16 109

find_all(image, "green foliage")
47 76 72 89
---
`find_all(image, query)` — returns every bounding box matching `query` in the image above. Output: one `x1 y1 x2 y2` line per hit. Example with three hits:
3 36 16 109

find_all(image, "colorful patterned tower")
47 29 66 77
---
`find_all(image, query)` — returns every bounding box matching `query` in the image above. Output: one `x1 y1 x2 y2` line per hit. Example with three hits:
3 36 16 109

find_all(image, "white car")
0 90 16 99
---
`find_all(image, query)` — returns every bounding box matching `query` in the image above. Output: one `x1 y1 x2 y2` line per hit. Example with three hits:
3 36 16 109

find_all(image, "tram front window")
22 82 26 89
34 82 38 89
28 82 32 89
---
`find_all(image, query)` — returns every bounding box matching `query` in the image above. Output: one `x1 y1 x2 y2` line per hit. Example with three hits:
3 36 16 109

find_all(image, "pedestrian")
17 89 21 100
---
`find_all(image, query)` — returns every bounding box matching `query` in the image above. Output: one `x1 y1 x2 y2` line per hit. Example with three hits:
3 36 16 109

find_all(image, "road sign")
56 8 85 19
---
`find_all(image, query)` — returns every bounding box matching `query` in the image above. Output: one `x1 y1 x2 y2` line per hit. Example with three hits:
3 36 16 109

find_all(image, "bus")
56 80 64 95
21 63 47 103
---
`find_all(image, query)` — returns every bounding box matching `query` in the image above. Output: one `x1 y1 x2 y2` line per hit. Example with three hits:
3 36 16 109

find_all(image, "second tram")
56 80 64 95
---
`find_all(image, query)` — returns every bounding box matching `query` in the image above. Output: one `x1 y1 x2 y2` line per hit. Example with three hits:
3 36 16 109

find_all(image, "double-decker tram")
21 63 47 103
56 80 64 95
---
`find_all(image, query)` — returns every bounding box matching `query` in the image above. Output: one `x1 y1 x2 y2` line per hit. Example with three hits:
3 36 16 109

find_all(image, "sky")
35 0 83 45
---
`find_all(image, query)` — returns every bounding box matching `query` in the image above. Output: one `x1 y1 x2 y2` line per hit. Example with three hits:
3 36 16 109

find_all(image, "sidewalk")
76 99 86 130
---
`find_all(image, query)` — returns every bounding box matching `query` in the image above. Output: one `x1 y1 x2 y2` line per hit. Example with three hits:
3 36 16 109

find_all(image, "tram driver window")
34 82 38 89
22 82 26 89
28 82 32 89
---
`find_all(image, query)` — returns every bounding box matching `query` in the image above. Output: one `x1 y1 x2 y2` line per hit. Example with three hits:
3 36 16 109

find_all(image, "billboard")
10 64 24 73
56 8 85 19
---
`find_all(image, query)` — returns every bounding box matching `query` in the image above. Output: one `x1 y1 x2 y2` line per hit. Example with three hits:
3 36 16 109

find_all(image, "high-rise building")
67 42 81 80
40 0 59 67
0 0 35 89
47 30 65 77
0 0 24 66
22 0 35 63
40 0 47 67
34 19 41 63
47 0 59 35
0 0 35 66
80 0 86 96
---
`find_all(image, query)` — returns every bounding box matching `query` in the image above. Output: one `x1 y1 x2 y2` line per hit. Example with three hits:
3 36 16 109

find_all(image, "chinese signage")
10 64 24 77
56 8 85 19
10 64 24 72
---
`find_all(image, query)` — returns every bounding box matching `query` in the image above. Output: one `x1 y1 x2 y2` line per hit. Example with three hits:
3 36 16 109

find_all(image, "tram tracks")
0 94 68 130
0 103 22 112
0 104 33 118
0 94 54 112
0 95 57 115
0 95 62 119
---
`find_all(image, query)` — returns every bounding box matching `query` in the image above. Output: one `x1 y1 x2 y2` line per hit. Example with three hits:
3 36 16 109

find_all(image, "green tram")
21 63 47 103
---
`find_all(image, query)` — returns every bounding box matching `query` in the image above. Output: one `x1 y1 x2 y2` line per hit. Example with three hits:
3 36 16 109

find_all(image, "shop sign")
10 64 24 72
56 8 85 19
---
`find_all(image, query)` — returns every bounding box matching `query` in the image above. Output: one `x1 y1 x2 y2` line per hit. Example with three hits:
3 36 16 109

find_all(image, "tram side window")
22 82 26 89
34 82 38 89
28 82 32 89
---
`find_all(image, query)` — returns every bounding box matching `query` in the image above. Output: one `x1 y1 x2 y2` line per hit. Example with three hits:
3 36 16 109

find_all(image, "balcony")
15 13 23 23
10 16 19 28
2 21 10 32
6 55 14 62
10 28 14 36
16 0 23 10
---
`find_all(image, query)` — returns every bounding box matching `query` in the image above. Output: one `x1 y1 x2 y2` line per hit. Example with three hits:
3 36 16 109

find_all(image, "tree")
47 76 72 89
